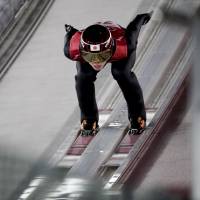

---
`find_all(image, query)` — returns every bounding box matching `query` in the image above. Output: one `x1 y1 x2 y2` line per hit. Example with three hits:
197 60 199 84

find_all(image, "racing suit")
64 13 151 127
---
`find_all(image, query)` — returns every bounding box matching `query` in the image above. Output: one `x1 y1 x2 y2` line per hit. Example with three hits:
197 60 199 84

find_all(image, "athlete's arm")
126 12 153 53
64 24 78 58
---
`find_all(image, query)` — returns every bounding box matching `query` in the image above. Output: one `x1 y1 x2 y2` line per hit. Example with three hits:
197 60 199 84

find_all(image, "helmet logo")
90 44 100 52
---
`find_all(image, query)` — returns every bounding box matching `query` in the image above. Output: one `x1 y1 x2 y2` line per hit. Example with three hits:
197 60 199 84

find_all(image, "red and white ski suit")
64 14 150 127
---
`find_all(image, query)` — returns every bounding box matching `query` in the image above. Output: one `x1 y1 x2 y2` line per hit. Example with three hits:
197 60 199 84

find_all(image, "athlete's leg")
111 51 146 126
75 61 99 123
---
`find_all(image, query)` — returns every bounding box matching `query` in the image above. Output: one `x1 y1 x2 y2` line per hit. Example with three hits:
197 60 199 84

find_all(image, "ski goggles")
80 49 112 64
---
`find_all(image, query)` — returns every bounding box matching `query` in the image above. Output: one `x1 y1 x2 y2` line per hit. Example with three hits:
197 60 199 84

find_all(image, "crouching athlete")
64 12 152 135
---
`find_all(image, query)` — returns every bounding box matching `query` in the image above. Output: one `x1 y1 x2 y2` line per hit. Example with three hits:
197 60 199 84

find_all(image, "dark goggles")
80 49 112 64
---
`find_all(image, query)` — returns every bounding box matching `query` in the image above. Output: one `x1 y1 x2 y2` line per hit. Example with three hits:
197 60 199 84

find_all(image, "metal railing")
0 0 27 36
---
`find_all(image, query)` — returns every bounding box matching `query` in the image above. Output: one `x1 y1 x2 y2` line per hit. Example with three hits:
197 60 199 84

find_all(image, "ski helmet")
80 24 113 70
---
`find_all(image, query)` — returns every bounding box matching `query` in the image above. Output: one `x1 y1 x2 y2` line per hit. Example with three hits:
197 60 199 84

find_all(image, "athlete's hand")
143 11 153 25
138 11 153 25
65 24 72 32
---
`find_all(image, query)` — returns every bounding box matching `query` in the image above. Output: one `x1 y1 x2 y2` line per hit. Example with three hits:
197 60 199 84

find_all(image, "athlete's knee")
75 72 96 83
111 67 126 80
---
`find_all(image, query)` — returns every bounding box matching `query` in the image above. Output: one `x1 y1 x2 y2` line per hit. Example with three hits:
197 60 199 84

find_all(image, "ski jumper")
64 16 147 125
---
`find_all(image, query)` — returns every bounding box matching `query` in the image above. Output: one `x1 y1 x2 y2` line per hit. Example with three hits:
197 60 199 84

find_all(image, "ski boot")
128 117 146 135
80 120 99 136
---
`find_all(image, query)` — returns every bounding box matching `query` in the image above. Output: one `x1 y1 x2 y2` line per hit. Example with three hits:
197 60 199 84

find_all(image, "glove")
65 24 73 32
137 11 153 25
